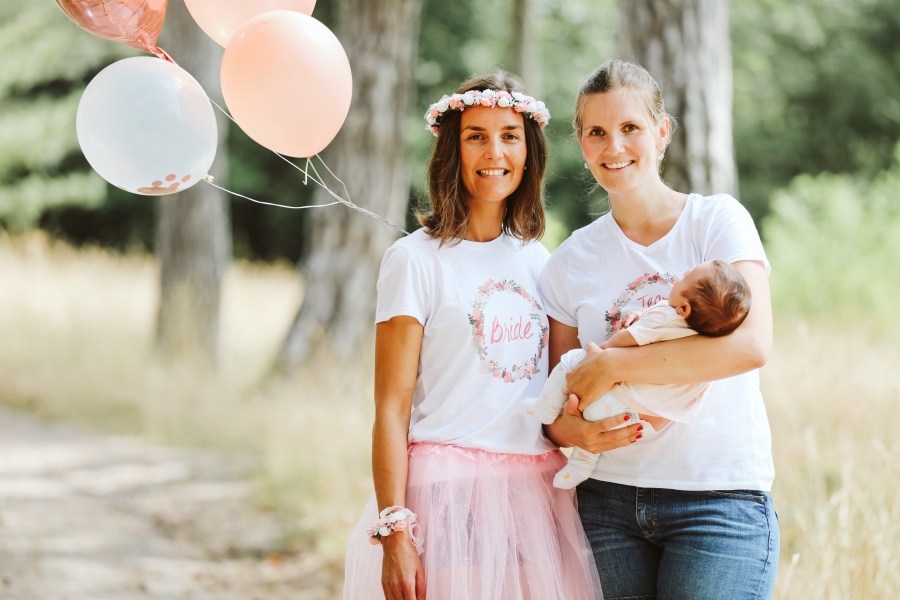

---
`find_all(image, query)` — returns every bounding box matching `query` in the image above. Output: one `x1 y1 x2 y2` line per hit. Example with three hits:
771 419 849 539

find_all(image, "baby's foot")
553 463 592 489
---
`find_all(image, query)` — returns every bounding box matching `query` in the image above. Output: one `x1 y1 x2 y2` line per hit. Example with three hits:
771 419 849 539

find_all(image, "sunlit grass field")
2 232 897 597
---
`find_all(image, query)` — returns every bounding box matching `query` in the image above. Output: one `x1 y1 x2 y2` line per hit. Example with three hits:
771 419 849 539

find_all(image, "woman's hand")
545 394 643 453
381 531 426 600
565 343 620 412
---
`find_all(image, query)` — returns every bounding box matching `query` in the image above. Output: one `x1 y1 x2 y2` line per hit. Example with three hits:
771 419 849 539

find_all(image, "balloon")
184 0 316 47
77 57 217 196
55 0 170 59
220 11 351 158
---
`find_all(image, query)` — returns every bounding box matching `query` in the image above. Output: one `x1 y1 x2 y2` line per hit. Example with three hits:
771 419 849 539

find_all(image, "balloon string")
161 52 406 234
202 176 341 210
203 96 409 235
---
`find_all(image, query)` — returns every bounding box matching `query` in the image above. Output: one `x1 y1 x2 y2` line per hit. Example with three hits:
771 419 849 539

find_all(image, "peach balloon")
184 0 316 47
221 11 352 158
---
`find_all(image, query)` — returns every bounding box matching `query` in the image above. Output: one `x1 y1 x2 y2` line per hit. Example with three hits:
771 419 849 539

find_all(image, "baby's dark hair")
684 260 752 337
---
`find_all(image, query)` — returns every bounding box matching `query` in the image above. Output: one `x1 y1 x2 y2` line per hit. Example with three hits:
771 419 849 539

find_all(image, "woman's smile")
476 168 510 178
602 160 635 171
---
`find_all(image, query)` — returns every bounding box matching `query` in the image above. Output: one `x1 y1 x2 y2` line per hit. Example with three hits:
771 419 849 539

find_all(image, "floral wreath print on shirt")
605 272 677 335
468 279 549 383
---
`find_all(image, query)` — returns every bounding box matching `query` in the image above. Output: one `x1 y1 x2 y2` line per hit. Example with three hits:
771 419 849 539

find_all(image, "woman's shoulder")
685 193 761 239
391 227 438 251
518 237 552 259
688 192 752 222
384 228 442 262
685 192 767 267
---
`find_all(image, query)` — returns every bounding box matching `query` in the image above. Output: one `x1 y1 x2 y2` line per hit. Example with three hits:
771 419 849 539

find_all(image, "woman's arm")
567 261 772 411
544 317 644 450
373 316 427 600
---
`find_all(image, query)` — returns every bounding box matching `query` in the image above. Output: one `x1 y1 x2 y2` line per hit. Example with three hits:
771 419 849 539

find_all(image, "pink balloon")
56 0 170 59
221 11 351 158
184 0 315 47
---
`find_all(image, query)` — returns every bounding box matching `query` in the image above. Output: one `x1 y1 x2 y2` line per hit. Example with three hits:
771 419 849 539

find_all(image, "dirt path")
0 407 343 599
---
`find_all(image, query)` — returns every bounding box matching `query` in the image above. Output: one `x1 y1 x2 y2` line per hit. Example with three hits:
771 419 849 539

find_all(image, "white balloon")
77 57 217 196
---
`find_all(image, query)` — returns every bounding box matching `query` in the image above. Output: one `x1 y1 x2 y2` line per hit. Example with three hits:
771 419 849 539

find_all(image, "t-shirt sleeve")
375 246 429 325
704 196 771 276
537 245 577 327
627 303 695 345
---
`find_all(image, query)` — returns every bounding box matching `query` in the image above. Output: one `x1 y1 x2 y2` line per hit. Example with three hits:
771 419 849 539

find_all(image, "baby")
531 259 752 489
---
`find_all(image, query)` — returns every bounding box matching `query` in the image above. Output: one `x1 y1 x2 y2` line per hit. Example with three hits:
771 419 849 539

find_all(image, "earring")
584 162 589 169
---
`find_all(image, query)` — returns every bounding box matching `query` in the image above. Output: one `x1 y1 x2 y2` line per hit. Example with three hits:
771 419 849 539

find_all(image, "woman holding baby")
540 59 779 599
344 59 778 600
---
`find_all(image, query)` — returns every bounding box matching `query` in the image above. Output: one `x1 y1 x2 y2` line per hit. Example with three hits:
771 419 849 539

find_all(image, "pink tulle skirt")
343 443 603 600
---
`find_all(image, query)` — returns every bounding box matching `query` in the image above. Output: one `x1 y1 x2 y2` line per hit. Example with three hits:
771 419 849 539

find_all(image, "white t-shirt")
376 228 556 455
539 193 775 491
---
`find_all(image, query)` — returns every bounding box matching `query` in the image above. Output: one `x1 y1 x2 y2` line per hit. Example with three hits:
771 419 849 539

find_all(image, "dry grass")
0 232 374 562
764 322 900 598
1 232 898 596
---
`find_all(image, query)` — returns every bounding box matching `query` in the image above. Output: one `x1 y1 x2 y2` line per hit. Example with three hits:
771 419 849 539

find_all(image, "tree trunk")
509 0 542 97
154 0 231 363
618 0 736 197
275 0 424 373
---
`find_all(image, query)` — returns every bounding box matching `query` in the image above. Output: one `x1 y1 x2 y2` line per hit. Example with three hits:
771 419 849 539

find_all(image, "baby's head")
668 260 752 337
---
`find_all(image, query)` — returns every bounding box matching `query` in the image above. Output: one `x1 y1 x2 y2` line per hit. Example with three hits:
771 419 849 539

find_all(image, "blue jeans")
577 479 779 600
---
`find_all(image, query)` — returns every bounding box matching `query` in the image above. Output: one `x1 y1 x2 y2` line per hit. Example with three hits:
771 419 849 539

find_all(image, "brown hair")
573 59 676 169
684 260 752 337
417 71 548 245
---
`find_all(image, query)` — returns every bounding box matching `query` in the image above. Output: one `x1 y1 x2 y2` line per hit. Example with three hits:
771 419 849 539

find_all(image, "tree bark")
509 0 542 97
275 0 424 373
618 0 736 197
154 0 231 363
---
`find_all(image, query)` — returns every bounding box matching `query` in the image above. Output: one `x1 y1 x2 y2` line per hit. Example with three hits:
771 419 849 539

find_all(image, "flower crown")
424 89 551 136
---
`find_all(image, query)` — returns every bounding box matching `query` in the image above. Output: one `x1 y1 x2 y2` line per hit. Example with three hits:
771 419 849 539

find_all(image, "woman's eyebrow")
583 121 638 130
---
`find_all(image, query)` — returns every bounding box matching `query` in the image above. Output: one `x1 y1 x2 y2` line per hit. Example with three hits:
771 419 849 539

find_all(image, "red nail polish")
623 415 631 421
630 440 636 443
636 434 643 439
637 425 644 431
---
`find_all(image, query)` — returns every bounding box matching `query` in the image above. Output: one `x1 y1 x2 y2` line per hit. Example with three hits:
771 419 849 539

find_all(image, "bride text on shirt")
491 315 535 344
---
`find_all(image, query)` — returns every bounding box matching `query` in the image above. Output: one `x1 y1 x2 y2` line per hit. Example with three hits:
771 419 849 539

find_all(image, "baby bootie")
553 462 593 489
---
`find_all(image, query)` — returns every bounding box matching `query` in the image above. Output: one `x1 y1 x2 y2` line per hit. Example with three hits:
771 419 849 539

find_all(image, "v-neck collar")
607 193 696 252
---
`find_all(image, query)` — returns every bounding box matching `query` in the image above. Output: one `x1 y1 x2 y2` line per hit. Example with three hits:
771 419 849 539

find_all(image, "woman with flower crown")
342 71 640 600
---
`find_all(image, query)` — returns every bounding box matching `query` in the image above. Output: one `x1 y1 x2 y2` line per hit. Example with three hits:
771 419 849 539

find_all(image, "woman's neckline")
457 232 508 248
608 193 695 250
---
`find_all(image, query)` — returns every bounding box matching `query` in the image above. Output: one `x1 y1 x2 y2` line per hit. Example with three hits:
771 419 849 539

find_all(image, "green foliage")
20 0 900 264
0 0 135 229
732 0 900 225
765 142 900 327
409 0 617 234
537 0 618 232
